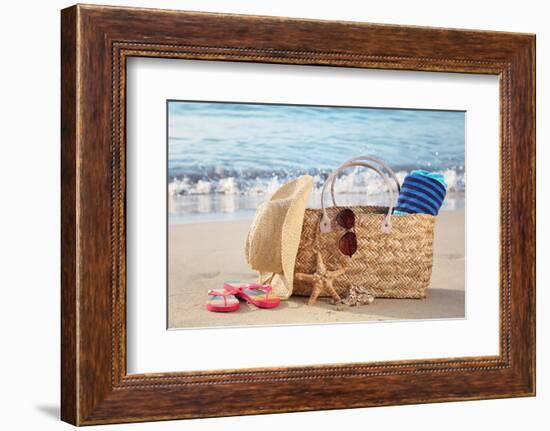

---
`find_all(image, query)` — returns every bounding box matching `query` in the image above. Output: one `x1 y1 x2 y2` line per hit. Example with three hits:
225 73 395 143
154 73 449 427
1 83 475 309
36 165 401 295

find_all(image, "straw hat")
245 175 314 299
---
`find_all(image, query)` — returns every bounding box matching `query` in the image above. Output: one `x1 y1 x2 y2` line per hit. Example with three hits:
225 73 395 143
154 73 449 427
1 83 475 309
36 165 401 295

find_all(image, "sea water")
168 101 465 223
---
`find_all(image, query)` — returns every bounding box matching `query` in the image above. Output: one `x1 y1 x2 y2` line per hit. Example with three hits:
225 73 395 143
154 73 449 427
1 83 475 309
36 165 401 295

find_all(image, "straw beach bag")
293 156 436 299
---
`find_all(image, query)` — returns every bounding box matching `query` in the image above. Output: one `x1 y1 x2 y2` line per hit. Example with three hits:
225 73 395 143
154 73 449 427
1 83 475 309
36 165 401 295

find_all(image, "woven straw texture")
245 176 314 299
293 206 435 299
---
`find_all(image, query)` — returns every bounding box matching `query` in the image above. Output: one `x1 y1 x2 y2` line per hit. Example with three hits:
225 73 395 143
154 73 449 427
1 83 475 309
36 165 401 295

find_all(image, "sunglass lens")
339 231 357 257
336 209 355 229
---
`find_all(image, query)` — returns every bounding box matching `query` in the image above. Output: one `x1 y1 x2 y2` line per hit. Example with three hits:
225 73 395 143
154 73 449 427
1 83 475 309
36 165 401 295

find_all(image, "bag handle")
329 160 401 208
322 161 390 209
327 156 401 206
322 155 401 210
320 157 400 234
320 161 395 234
324 155 401 208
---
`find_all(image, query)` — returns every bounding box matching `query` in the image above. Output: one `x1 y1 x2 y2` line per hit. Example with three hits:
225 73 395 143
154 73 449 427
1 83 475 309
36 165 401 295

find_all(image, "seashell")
341 285 376 306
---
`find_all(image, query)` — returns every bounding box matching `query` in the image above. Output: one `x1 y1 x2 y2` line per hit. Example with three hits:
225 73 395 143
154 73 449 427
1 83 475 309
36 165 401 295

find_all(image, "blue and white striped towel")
394 170 447 216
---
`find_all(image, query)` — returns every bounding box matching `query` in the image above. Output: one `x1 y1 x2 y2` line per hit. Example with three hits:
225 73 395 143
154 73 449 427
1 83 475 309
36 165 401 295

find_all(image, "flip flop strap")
241 284 272 300
224 283 273 300
208 289 233 306
223 283 240 295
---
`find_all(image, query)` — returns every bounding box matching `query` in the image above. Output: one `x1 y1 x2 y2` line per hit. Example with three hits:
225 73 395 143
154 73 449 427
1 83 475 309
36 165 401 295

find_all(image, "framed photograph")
165 100 466 330
61 4 535 425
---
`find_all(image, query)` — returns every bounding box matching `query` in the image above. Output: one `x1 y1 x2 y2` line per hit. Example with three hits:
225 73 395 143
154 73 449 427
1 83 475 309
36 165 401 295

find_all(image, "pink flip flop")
206 289 240 313
224 282 281 309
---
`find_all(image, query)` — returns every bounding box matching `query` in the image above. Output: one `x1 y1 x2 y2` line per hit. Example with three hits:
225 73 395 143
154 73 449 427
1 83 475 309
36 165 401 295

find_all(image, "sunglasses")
335 208 357 257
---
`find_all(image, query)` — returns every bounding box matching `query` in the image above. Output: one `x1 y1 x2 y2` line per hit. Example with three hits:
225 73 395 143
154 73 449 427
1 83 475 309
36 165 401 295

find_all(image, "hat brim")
273 175 314 298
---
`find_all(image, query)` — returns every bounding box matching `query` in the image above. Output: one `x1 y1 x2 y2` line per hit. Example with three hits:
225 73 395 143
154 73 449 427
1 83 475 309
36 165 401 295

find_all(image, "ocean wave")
168 167 465 198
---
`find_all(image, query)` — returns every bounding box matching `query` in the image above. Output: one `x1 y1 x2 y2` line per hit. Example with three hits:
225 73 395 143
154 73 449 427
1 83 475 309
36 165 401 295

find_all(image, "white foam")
168 168 465 200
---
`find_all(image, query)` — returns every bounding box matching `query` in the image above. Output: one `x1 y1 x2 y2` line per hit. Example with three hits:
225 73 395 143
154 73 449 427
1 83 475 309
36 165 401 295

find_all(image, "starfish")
295 252 346 305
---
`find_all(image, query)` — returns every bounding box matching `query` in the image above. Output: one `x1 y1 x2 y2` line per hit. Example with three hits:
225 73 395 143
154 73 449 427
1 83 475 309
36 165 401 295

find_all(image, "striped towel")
395 170 447 216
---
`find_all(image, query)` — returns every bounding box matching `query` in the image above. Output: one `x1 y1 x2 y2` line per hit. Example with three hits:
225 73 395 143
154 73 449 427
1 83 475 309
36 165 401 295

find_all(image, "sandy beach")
168 210 465 329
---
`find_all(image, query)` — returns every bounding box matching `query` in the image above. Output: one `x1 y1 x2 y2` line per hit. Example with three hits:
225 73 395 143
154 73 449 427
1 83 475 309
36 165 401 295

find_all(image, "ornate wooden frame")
61 4 536 425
